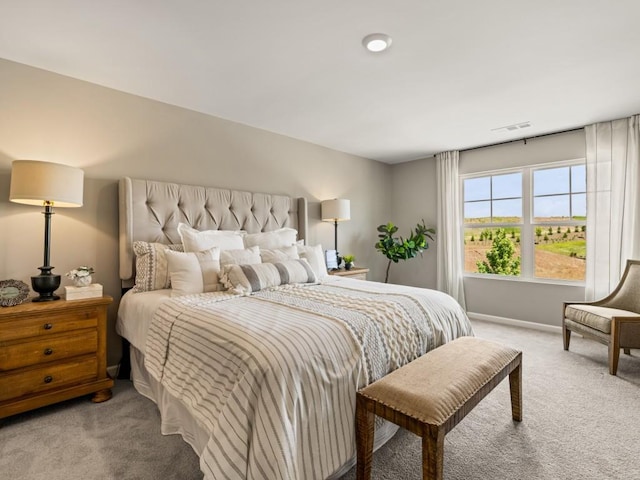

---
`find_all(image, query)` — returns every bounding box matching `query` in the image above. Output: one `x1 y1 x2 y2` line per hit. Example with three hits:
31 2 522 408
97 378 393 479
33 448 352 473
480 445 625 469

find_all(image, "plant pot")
73 275 92 287
345 262 353 271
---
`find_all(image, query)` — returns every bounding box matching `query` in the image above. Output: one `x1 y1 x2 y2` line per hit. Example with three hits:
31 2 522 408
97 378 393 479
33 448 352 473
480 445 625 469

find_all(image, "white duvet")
125 278 473 479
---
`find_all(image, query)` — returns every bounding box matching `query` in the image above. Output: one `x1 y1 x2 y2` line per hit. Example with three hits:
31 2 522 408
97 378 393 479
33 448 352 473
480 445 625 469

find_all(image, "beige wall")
0 58 391 365
390 130 587 327
388 156 438 288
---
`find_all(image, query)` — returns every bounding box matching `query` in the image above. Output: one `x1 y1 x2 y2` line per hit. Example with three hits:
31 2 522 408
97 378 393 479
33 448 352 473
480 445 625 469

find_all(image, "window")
463 161 586 282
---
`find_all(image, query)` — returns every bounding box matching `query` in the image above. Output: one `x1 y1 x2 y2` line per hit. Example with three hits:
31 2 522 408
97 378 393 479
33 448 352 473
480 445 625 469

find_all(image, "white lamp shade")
321 199 351 222
9 160 84 207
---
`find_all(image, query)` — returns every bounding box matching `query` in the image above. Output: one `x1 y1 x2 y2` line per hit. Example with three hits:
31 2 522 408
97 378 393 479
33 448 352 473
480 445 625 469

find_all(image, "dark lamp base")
31 271 61 302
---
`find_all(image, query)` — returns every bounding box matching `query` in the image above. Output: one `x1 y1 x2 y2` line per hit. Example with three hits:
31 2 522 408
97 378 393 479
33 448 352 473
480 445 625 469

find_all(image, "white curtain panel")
436 150 467 309
585 114 640 300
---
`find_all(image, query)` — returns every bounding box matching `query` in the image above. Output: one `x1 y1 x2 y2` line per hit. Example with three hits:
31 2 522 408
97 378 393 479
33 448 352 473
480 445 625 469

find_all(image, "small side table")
0 296 114 419
329 267 369 280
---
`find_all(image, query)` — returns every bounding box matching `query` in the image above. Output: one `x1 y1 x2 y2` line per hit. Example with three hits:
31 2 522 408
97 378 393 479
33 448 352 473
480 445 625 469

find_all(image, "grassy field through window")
464 217 585 280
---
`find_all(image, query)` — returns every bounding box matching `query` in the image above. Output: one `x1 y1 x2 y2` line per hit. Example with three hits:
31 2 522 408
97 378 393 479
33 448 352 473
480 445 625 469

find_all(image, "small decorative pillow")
220 246 262 267
177 223 245 252
221 259 317 295
242 227 298 249
297 244 329 281
260 245 299 264
132 241 184 292
166 247 222 297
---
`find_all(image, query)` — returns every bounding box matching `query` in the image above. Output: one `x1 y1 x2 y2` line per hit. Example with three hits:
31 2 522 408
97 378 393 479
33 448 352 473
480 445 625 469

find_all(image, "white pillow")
220 246 262 267
166 247 222 296
243 228 297 249
260 245 299 264
297 244 328 280
177 223 245 253
220 259 317 295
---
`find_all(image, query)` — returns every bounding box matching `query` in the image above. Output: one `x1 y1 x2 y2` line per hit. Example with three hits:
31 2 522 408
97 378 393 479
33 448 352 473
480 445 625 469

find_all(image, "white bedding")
116 289 172 352
117 277 473 480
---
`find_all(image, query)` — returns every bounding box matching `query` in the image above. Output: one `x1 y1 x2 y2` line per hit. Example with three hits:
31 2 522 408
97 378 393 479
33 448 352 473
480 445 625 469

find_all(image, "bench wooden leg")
356 395 375 480
624 348 631 355
509 361 522 422
422 427 444 480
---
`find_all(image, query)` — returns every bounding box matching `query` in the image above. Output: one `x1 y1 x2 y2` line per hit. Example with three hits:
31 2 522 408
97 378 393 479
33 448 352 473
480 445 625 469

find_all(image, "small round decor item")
66 266 94 287
0 279 30 307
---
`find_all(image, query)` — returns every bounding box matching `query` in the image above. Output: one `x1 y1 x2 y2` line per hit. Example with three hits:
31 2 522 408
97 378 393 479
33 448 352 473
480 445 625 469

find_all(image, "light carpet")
1 320 639 480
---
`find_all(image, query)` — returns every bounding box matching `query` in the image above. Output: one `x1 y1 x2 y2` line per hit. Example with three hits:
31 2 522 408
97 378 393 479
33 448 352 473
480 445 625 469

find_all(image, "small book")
65 283 103 301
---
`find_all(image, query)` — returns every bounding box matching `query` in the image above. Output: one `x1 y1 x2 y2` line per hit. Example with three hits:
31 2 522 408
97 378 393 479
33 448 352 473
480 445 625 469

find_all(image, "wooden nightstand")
0 296 114 419
329 267 369 280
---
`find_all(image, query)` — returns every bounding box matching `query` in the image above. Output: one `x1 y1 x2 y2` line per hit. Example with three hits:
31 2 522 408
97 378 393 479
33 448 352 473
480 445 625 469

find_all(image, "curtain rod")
460 126 584 153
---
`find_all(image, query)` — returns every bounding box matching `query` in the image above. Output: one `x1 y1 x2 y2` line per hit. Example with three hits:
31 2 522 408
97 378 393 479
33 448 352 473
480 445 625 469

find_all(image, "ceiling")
1 1 639 164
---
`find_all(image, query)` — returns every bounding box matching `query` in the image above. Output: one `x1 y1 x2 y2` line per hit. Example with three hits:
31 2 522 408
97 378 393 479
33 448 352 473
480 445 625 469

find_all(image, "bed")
115 176 473 480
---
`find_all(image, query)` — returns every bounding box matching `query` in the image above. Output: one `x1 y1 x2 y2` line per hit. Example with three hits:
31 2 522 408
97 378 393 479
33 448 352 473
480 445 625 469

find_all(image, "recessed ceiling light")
362 33 392 53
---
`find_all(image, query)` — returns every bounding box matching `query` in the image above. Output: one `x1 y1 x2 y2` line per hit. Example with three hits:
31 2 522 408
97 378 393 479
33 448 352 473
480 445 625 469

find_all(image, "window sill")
463 273 585 288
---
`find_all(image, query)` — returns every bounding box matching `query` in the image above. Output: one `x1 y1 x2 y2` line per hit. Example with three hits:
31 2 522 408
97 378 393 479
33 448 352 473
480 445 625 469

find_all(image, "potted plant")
343 254 355 270
66 266 95 287
375 221 435 283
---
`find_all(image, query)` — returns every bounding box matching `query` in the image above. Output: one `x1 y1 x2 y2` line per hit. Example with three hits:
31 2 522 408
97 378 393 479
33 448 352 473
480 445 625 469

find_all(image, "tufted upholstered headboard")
118 177 308 289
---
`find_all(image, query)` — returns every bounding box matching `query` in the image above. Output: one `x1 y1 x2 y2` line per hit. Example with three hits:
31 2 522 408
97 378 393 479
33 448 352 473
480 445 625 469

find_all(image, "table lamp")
321 198 351 257
9 160 84 302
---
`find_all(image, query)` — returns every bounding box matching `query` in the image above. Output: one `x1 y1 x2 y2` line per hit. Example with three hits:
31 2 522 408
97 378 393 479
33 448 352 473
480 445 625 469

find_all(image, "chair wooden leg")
509 361 523 422
624 348 631 355
422 427 444 480
356 395 375 480
562 322 571 350
609 320 621 375
609 347 620 375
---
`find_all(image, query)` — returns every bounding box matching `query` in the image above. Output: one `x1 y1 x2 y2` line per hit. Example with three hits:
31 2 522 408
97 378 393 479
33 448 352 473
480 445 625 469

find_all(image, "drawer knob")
44 375 53 384
44 348 53 356
43 323 53 330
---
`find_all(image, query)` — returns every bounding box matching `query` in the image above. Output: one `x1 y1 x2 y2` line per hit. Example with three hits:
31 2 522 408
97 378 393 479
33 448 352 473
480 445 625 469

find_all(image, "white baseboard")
468 312 562 334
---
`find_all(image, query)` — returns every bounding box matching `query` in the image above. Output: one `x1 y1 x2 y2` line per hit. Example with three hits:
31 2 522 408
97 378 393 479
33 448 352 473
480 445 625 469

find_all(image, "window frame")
461 158 586 285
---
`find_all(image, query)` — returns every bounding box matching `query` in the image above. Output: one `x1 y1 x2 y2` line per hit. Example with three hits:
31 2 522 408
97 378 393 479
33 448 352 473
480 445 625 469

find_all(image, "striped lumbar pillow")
221 259 317 295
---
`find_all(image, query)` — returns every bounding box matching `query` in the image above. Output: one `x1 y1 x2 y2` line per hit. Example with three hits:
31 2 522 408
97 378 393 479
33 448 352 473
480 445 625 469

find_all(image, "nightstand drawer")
0 309 98 342
0 355 98 402
0 330 98 371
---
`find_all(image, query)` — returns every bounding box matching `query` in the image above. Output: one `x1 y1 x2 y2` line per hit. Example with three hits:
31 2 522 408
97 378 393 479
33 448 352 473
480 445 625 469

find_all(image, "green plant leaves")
374 220 435 282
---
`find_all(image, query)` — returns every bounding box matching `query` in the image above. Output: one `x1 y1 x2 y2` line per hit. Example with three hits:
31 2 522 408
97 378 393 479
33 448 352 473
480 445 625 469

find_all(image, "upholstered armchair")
563 259 640 375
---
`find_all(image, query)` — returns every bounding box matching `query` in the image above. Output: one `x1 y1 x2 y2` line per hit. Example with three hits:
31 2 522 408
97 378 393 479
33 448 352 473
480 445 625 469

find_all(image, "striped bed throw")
145 280 473 480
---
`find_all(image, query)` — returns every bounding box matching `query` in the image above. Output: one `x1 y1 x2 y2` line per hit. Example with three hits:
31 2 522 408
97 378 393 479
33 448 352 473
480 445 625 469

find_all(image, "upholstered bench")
355 336 522 480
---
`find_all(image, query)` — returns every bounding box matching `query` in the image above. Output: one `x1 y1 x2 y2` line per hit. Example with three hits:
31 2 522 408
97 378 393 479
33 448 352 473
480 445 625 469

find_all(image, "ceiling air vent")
492 122 532 133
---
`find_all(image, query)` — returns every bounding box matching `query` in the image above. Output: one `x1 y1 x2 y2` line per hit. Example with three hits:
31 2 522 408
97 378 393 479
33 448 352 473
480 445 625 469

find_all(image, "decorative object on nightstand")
64 284 103 301
343 254 355 270
0 296 114 419
9 160 84 302
0 279 30 307
375 220 435 283
321 198 350 268
325 249 339 270
66 266 94 287
329 267 369 280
